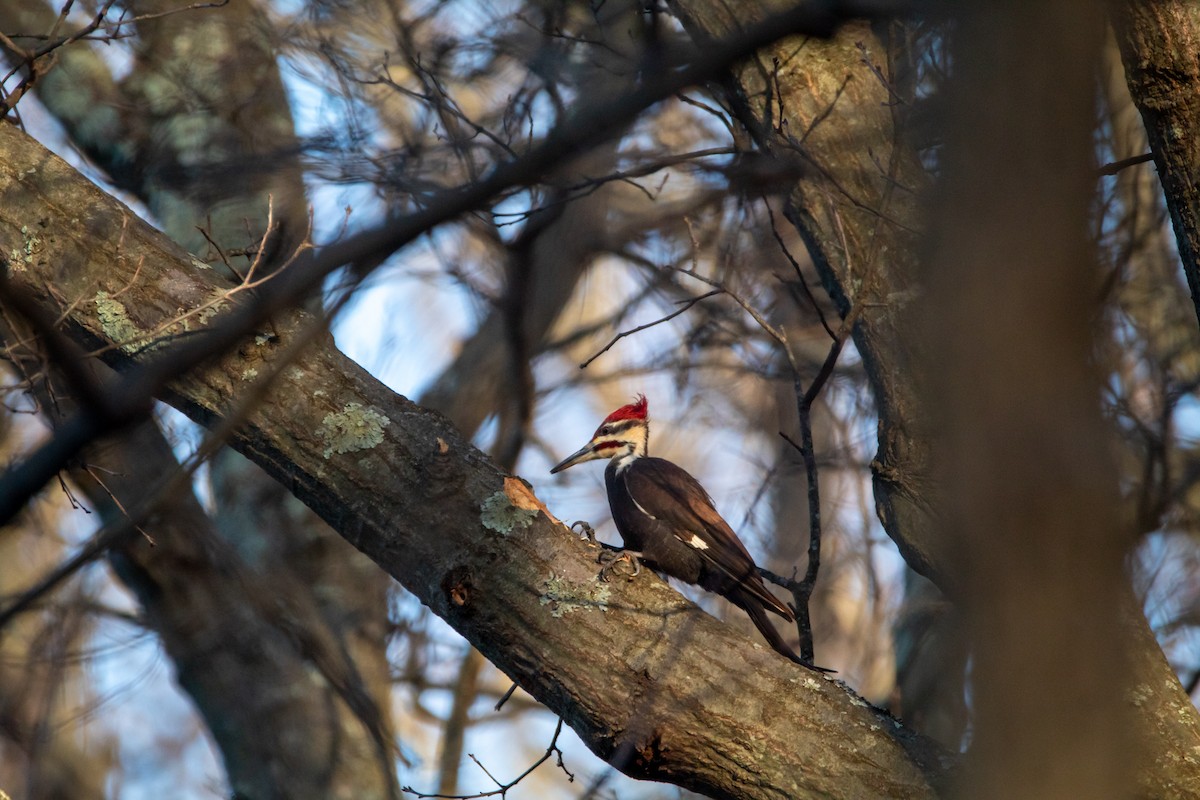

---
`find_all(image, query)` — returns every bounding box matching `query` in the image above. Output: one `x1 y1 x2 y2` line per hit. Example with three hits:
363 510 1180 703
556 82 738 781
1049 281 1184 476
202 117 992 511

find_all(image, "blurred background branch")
0 0 1198 798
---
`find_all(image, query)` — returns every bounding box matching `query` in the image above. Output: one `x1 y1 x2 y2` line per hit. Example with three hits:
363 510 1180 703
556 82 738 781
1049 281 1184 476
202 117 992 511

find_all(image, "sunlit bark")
0 121 943 800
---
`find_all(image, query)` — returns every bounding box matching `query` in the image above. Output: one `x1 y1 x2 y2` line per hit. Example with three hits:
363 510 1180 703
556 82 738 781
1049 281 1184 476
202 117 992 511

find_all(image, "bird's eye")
599 425 612 435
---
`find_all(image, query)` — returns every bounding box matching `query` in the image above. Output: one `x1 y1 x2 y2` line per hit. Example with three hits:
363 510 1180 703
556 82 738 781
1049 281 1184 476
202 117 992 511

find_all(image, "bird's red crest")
603 394 647 424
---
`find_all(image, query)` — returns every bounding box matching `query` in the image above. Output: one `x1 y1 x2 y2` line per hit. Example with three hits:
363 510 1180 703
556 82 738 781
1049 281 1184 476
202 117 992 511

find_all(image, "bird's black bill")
550 443 594 474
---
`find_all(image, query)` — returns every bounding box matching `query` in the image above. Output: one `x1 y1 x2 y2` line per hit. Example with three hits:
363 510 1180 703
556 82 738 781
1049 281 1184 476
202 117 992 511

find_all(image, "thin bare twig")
402 717 572 800
665 249 854 663
778 424 821 664
2 1 230 47
579 290 723 369
1096 151 1154 176
1 0 120 116
493 682 519 712
764 199 836 339
0 273 115 419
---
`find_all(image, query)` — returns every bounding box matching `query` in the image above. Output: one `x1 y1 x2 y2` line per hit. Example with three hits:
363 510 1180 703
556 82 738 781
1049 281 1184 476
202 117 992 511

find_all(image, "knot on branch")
442 565 475 610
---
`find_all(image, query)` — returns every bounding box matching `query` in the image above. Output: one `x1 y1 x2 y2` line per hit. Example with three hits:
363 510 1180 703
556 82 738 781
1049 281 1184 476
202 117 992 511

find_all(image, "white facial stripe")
600 419 644 436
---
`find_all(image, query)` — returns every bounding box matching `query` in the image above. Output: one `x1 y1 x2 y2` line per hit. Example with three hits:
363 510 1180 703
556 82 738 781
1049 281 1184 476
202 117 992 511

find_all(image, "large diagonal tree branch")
0 121 945 800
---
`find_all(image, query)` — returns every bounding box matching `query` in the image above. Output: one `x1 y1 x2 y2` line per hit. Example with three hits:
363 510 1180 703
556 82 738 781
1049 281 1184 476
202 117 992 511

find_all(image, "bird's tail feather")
734 591 836 673
738 592 804 664
707 556 794 621
752 580 796 622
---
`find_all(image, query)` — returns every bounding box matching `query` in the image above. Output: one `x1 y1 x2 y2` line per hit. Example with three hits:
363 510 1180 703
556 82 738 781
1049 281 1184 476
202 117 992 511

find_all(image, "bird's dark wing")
622 457 793 620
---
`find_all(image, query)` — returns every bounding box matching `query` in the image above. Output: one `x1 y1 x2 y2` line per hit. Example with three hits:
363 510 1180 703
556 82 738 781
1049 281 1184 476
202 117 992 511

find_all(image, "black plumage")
551 395 814 667
605 456 803 664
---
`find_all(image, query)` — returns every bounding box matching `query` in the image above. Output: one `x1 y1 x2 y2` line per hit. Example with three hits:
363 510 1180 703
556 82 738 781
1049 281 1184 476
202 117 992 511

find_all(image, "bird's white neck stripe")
613 451 640 473
618 463 657 519
629 489 656 520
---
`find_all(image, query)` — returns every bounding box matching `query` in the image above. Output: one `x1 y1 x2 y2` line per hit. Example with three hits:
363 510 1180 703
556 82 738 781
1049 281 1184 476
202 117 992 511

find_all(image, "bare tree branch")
0 0 901 526
0 116 945 800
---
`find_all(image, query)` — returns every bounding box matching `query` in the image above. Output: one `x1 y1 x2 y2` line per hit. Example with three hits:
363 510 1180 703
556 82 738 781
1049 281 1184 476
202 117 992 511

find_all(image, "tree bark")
0 122 944 800
1112 1 1200 329
1 3 396 797
669 1 1200 796
671 5 941 588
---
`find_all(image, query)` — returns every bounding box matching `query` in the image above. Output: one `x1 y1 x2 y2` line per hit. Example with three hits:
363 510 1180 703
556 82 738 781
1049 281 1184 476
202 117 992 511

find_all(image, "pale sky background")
7 6 1200 797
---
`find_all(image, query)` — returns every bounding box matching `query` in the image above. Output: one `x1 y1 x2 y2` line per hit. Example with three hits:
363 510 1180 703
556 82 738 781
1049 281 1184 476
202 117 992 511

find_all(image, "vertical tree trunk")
669 1 1200 794
1112 2 1200 328
0 2 397 797
922 4 1128 797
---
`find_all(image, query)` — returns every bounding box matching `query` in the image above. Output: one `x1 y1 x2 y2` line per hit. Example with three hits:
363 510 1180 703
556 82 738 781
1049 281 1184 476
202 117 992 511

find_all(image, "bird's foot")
597 549 642 582
570 520 597 544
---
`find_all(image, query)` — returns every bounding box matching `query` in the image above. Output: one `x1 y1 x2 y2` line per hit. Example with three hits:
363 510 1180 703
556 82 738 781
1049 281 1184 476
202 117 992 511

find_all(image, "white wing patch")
684 534 709 550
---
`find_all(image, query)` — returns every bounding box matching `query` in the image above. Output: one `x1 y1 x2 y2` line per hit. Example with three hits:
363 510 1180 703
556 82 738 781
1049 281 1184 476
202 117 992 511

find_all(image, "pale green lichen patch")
197 289 231 325
319 402 390 458
166 114 225 161
10 224 43 271
480 490 538 534
94 291 142 351
241 368 258 381
134 73 183 114
1128 683 1153 708
539 573 610 618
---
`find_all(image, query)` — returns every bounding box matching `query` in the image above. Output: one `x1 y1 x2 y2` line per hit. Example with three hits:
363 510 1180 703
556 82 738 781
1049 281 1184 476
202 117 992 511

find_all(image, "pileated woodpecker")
550 395 810 667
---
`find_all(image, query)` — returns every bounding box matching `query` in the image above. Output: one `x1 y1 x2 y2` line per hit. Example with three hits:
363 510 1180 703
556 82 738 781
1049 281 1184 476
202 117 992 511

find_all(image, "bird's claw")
597 549 641 582
571 520 597 544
